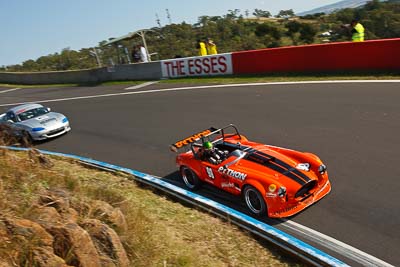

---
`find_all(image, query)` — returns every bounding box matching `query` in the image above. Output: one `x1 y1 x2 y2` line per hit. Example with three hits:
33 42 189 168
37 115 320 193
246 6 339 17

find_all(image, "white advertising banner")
161 53 233 78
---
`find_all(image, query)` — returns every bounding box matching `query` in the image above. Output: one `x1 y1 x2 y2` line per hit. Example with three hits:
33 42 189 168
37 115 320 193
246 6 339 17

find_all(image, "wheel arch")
242 179 266 196
242 179 269 210
179 165 203 190
180 164 202 179
242 180 269 216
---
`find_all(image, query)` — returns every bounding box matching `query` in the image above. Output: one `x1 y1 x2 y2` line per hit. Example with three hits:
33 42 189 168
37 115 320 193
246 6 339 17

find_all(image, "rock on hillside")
0 188 129 267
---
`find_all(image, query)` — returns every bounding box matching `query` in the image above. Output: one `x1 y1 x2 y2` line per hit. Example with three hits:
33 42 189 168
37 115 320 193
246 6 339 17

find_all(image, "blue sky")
0 0 339 66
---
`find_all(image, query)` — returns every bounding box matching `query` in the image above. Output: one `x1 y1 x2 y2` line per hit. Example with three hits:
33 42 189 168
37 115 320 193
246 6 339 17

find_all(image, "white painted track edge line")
0 87 21 94
124 81 159 90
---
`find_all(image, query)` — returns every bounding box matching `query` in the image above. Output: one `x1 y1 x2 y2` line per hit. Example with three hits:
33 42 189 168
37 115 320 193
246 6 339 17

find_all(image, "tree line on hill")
1 0 399 72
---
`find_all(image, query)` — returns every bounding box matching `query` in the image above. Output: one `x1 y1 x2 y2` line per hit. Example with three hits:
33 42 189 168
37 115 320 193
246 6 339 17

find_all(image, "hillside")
298 0 372 15
0 147 301 266
2 0 400 72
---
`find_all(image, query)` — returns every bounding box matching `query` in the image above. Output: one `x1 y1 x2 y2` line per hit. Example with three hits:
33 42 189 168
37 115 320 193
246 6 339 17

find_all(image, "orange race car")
170 124 331 218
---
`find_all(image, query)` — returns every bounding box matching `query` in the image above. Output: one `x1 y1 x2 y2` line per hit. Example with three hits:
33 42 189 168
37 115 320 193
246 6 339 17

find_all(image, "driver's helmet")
203 141 213 151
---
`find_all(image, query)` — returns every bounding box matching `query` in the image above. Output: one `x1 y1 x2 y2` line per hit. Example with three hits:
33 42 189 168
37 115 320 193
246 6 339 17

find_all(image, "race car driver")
201 141 228 164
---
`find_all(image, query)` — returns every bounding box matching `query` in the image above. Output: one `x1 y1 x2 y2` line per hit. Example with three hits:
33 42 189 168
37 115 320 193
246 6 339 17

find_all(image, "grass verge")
0 81 145 88
159 71 400 85
0 83 81 88
0 148 303 266
1 72 399 88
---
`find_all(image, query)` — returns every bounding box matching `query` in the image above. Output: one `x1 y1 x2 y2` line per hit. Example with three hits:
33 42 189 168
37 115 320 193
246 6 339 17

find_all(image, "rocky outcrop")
0 189 130 267
0 217 68 267
39 189 71 212
82 219 130 267
28 149 54 168
48 222 101 267
91 200 128 232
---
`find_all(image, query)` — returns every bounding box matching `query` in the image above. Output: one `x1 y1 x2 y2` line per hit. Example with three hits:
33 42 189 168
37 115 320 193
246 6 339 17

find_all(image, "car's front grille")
295 180 317 199
47 127 65 136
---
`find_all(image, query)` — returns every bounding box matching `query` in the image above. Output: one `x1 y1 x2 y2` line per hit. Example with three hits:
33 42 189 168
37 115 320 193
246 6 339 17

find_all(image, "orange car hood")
226 146 318 191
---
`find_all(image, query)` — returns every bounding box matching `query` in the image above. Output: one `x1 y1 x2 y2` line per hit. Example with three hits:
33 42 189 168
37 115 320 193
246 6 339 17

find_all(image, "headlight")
278 186 286 197
318 164 327 174
62 117 68 123
32 127 45 132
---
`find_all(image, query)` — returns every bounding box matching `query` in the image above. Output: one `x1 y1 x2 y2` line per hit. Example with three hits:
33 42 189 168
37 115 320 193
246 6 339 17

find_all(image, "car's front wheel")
180 166 201 190
243 185 267 216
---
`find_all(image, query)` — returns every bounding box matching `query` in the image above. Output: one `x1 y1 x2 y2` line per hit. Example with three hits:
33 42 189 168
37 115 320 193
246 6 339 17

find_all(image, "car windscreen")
17 107 49 121
230 149 247 158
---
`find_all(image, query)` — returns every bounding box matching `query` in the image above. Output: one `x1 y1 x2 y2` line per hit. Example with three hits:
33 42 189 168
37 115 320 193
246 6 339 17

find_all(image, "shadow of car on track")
160 171 285 226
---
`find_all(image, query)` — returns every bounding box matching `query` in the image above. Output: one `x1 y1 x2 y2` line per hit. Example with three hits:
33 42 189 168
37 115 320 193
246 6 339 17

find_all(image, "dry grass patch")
0 149 304 266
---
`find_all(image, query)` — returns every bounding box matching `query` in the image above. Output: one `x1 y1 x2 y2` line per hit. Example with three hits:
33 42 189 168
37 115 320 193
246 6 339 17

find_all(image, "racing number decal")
206 167 215 179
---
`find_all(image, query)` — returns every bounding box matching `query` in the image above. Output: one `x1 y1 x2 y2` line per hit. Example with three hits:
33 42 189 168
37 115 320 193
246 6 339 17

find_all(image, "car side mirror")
47 107 51 112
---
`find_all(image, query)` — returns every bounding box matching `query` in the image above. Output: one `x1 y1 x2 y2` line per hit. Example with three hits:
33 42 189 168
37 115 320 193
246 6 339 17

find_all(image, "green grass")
99 80 148 86
0 80 145 88
159 72 400 85
1 72 399 88
0 83 81 88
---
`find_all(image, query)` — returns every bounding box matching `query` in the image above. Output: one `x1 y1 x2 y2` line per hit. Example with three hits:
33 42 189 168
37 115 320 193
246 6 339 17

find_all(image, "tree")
333 8 355 24
255 23 281 40
300 12 325 20
197 16 211 27
225 9 241 20
277 9 295 18
253 9 271 19
365 0 382 11
285 20 301 44
285 20 301 34
299 24 318 44
22 60 39 71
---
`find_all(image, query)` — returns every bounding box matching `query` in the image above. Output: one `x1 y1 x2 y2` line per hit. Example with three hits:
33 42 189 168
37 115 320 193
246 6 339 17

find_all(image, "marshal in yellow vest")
352 22 365 42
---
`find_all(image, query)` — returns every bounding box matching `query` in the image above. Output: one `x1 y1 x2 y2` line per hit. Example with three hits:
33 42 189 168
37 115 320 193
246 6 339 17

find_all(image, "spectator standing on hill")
206 38 218 55
196 39 207 56
136 44 149 62
350 19 365 42
131 46 141 63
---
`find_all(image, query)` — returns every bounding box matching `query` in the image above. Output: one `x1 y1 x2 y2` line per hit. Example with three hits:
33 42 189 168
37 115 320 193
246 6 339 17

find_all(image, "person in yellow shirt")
351 19 365 42
206 38 218 55
197 39 207 56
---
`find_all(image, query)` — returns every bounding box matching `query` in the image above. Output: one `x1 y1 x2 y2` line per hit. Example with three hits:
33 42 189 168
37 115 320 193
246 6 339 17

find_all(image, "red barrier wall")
232 38 400 74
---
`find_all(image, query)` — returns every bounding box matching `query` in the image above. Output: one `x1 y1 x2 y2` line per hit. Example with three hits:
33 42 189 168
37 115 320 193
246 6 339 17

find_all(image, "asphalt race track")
1 81 399 266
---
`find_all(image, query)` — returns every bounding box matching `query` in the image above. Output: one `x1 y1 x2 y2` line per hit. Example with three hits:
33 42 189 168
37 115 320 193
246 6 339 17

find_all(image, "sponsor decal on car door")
202 163 220 185
217 166 246 193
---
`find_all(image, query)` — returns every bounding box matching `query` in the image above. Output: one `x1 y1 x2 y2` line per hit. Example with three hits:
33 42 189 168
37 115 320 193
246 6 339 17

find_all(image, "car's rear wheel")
243 185 266 216
180 166 201 190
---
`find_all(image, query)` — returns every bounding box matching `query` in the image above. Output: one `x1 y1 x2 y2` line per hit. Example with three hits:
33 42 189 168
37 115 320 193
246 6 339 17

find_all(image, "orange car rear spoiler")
170 127 217 152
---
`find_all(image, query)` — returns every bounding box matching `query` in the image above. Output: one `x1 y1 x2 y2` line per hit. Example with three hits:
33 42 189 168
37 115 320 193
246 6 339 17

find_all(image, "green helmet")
203 141 213 150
